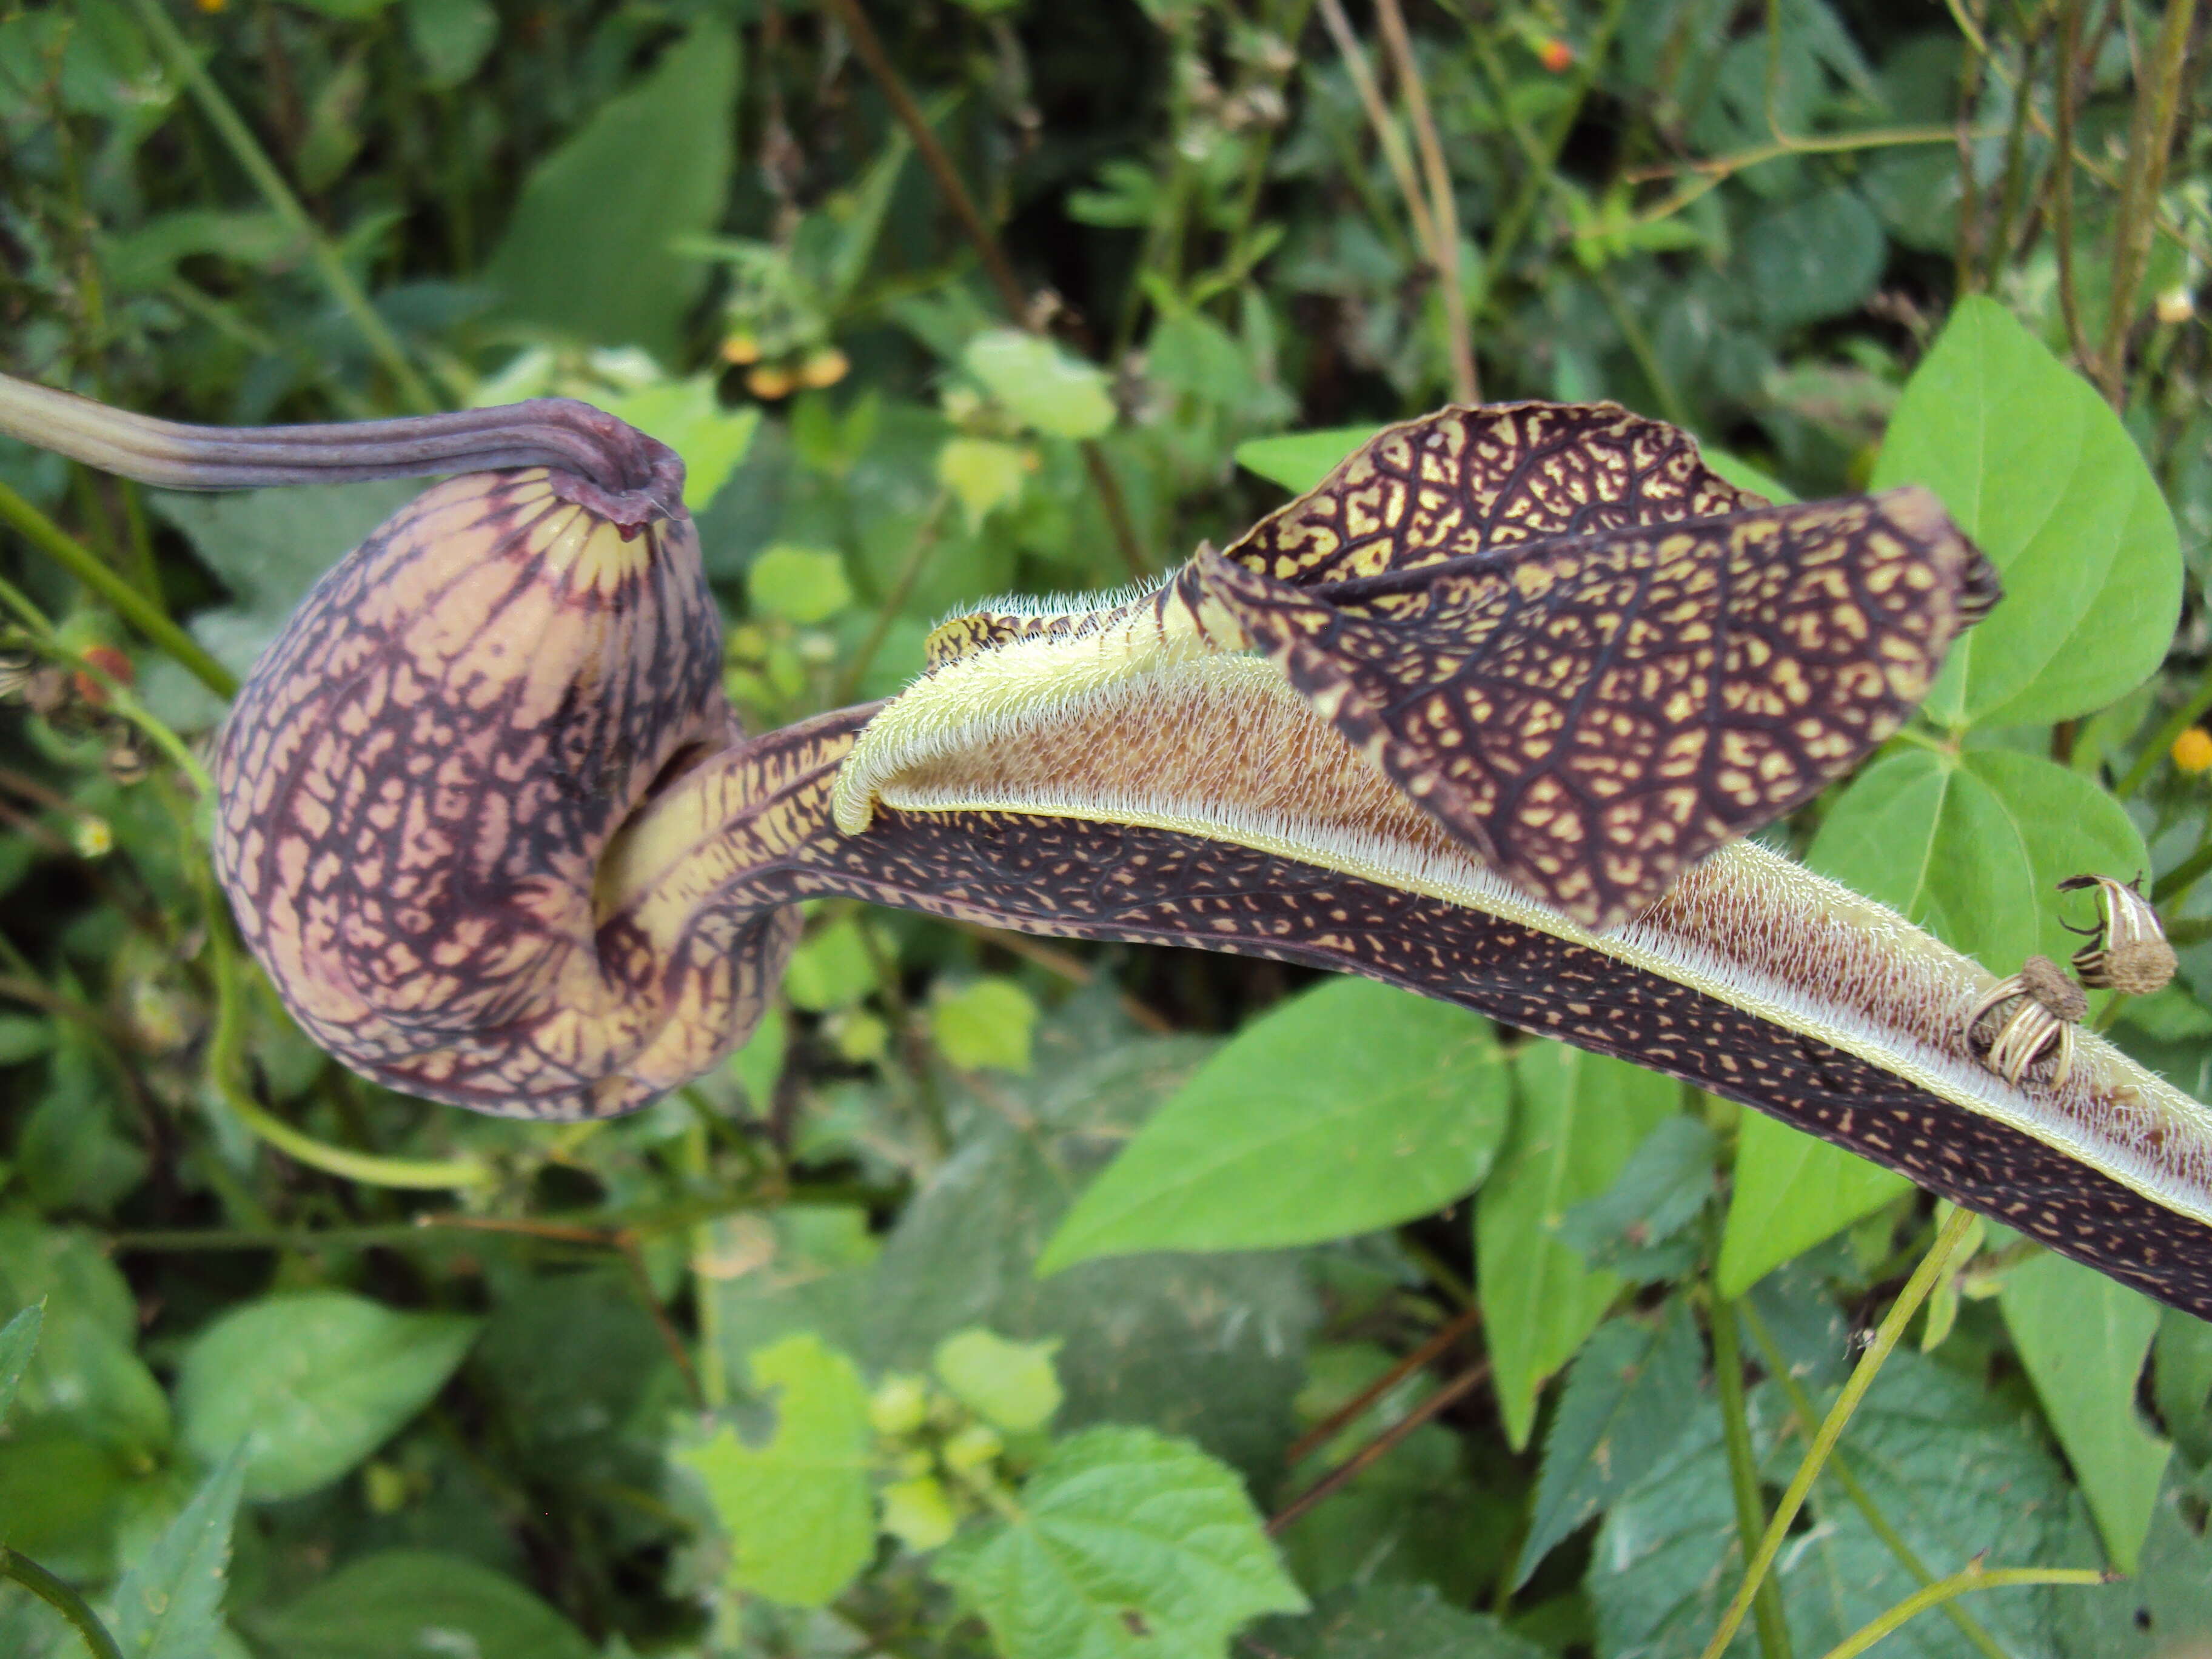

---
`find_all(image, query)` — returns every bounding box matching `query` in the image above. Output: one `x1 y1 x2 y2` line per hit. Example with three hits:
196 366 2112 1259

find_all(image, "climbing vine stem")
0 1546 125 1659
1698 1205 1981 1659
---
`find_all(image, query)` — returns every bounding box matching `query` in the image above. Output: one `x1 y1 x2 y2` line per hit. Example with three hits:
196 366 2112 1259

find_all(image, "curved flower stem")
1738 1301 2014 1659
206 911 494 1191
0 479 237 700
1813 1565 2111 1659
1699 1206 1980 1659
1710 1287 1794 1659
0 1546 126 1659
123 0 437 415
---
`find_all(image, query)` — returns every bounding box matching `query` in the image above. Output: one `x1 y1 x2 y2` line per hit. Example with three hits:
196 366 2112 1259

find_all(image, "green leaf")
726 1002 788 1108
1805 746 2147 972
247 1551 592 1659
863 1016 1319 1476
1515 1300 1703 1587
1695 447 1797 504
931 976 1039 1074
0 1013 55 1064
1252 1583 1550 1659
1039 979 1508 1269
600 377 760 511
2053 1463 2212 1658
1554 1116 1715 1280
1590 1347 2073 1658
483 27 738 363
0 1429 139 1581
1233 426 1382 494
1716 1111 1909 1298
962 330 1116 440
939 436 1031 528
748 543 853 626
0 1302 39 1424
176 1293 481 1501
934 1329 1063 1433
0 1219 170 1460
2000 1250 2170 1573
276 0 396 20
674 1333 874 1608
1477 1042 1677 1450
110 1449 246 1659
401 0 496 90
1872 295 2180 729
782 916 876 1009
1740 186 1886 330
152 481 420 703
935 1425 1307 1659
2152 1307 2212 1466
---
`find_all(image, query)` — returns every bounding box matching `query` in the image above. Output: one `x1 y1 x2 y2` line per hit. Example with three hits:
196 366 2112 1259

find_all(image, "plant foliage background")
0 1 2209 1656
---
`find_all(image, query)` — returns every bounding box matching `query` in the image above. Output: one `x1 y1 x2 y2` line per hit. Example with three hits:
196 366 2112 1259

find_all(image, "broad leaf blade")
2001 1250 2170 1573
110 1448 246 1659
674 1333 874 1608
0 1302 41 1423
176 1292 481 1501
935 1424 1306 1659
1806 746 2143 973
484 27 739 363
1515 1299 1702 1586
1233 426 1382 494
1477 1043 1677 1450
1252 1583 1551 1658
1717 1113 1908 1299
247 1550 592 1659
1872 295 2179 729
1040 979 1508 1269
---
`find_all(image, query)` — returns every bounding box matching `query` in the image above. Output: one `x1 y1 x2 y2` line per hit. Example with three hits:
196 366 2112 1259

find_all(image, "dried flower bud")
73 644 135 706
23 665 71 720
0 648 35 702
2060 873 2176 996
746 364 796 400
2018 953 2089 1022
1967 954 2087 1089
104 731 150 787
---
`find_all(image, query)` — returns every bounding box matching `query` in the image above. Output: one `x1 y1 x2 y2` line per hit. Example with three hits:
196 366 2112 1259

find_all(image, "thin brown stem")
2053 0 2093 372
2099 0 2197 401
1372 0 1477 402
1952 1 1990 295
817 0 1148 577
1284 1303 1483 1466
615 1230 706 1409
1267 1358 1489 1535
819 0 1026 318
1316 0 1438 255
836 490 953 706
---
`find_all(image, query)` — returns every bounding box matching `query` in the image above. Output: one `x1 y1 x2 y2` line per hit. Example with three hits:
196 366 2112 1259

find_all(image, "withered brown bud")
2060 873 2176 997
2018 954 2090 1023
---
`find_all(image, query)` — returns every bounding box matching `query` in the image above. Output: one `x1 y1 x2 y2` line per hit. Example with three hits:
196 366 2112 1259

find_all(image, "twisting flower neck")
0 373 685 530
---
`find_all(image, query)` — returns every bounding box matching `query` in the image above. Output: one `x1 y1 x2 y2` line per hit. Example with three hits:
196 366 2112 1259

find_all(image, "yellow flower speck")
2173 728 2212 773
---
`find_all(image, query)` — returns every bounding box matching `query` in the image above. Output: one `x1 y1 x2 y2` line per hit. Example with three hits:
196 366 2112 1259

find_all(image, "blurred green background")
1 1 2210 1657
